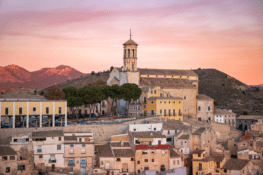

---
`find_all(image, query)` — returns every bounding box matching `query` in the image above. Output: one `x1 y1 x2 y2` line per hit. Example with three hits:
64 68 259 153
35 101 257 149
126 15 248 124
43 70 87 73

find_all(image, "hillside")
0 64 88 93
194 69 263 115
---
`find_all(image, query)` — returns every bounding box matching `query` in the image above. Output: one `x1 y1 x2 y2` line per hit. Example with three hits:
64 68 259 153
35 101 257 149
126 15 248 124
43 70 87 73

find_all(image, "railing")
68 163 75 166
80 163 87 167
49 159 56 163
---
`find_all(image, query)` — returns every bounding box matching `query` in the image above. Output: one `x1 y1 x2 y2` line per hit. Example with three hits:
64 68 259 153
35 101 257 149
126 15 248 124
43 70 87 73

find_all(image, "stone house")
174 132 191 155
251 119 263 132
64 132 95 174
236 115 263 131
169 149 183 170
191 127 217 153
214 108 236 127
0 146 18 175
196 94 214 122
221 158 260 175
32 130 65 172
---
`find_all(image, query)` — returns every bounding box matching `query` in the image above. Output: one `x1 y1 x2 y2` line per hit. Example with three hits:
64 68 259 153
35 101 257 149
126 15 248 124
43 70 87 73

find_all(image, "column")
65 101 67 127
52 101 55 127
40 102 42 128
0 102 1 129
13 102 15 129
27 102 29 128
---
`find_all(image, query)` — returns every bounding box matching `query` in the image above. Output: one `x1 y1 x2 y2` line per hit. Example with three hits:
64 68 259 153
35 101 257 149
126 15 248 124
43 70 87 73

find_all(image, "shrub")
91 71 95 75
214 101 218 106
243 111 248 115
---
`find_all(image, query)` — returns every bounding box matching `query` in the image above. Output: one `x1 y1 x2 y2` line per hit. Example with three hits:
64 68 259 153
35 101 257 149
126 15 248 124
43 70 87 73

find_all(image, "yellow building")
146 96 183 121
0 100 67 128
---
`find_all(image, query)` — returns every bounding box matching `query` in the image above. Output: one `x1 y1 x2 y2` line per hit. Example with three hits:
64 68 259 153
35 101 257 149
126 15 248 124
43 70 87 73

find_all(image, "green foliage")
222 83 225 86
67 96 83 108
242 91 245 94
121 83 142 102
214 101 218 106
243 111 248 115
40 91 44 95
63 87 78 99
110 66 114 71
91 71 95 75
44 86 65 100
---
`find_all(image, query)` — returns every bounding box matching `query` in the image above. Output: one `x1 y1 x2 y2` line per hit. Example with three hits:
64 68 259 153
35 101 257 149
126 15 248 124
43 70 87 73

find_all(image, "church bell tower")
122 30 138 72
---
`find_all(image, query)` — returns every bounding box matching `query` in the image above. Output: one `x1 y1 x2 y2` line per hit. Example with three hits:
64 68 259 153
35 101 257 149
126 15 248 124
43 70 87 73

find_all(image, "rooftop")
170 149 181 158
136 144 170 150
140 78 196 89
138 68 198 77
130 131 166 138
113 149 134 157
148 97 183 100
110 142 130 147
192 128 206 135
196 94 214 101
214 108 236 115
222 159 249 170
177 134 190 140
32 130 64 138
0 146 17 156
123 39 138 46
96 144 114 157
236 115 263 120
192 150 206 154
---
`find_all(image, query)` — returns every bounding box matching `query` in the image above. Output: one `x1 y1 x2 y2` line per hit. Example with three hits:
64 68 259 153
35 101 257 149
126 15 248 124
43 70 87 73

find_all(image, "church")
107 34 214 121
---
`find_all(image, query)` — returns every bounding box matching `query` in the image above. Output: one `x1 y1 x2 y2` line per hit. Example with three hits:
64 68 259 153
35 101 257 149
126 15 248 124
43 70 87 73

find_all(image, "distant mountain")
0 64 89 93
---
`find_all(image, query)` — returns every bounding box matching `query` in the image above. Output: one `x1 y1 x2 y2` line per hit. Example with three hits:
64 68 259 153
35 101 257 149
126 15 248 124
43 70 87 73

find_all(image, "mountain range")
0 64 89 93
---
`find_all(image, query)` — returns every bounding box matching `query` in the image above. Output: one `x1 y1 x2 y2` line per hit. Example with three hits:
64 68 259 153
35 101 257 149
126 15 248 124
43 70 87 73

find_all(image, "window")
116 158 121 161
70 149 74 154
131 158 134 161
181 141 183 145
164 109 166 116
69 167 73 172
19 107 23 115
143 105 146 108
39 155 43 158
46 107 49 114
138 170 141 173
198 106 201 111
5 108 9 115
81 149 85 154
26 138 29 142
33 107 36 113
151 101 154 104
144 159 148 162
160 93 164 97
10 156 15 160
18 165 25 171
173 109 176 116
167 138 172 142
79 138 82 142
14 139 17 142
128 49 130 57
137 161 140 164
6 167 10 173
70 144 74 147
59 137 61 141
168 130 170 134
160 109 162 114
152 159 154 162
177 160 179 165
151 151 156 154
173 160 175 165
37 146 42 153
184 96 186 99
2 156 7 161
158 140 161 145
57 145 61 150
164 101 166 104
151 90 153 94
58 107 62 114
154 90 156 94
144 97 147 103
208 106 210 111
142 151 147 155
169 101 170 104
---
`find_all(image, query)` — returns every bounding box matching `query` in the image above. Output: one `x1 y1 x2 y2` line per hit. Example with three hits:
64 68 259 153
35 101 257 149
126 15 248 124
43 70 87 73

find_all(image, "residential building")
0 146 18 175
214 108 236 126
64 132 95 175
129 131 167 147
174 133 191 154
169 149 183 169
32 130 65 172
251 118 263 132
196 94 214 122
236 115 263 131
129 123 162 133
0 99 67 128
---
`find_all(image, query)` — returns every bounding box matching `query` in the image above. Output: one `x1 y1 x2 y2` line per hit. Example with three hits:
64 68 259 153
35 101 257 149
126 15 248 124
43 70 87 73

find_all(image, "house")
214 108 236 127
0 146 18 175
221 158 260 175
196 94 214 122
174 133 191 154
32 130 65 172
236 115 263 131
169 149 183 169
64 132 95 174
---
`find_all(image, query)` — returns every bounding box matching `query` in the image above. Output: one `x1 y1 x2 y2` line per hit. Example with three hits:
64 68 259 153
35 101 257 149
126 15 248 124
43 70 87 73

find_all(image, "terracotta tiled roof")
135 144 170 150
237 115 263 120
212 156 225 162
123 39 138 46
138 68 198 77
140 78 196 89
192 128 206 135
0 146 17 156
32 130 63 138
192 157 214 162
196 94 214 101
177 135 190 140
170 149 180 158
222 159 249 170
130 131 166 138
96 144 114 157
214 108 236 115
110 142 130 147
148 97 183 100
113 149 134 157
192 150 206 154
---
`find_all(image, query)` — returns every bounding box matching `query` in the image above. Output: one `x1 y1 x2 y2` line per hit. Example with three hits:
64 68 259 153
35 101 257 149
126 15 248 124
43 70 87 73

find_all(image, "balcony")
68 163 75 166
49 159 56 163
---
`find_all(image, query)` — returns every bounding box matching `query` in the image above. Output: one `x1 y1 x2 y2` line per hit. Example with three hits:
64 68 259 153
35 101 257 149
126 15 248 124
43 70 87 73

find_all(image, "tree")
87 79 107 87
45 86 65 100
120 83 142 117
110 66 114 72
91 71 95 75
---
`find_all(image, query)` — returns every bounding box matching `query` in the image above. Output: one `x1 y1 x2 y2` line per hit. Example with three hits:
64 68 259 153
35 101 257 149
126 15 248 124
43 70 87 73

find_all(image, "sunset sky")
1 0 262 85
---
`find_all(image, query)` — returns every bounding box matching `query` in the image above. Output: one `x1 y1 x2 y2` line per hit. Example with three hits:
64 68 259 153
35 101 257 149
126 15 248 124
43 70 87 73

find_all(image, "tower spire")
130 29 131 39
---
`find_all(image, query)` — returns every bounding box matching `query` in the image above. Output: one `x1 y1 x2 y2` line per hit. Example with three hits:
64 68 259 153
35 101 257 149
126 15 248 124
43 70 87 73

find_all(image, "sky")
0 0 262 85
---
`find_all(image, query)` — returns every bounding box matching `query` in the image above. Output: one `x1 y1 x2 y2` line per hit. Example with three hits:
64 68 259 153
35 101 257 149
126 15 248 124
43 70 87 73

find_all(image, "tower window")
132 49 135 57
124 49 126 57
128 49 130 57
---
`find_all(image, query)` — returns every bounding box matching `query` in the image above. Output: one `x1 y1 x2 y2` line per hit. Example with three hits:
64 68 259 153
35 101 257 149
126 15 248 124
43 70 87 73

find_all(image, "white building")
32 130 65 172
214 108 236 126
128 123 162 132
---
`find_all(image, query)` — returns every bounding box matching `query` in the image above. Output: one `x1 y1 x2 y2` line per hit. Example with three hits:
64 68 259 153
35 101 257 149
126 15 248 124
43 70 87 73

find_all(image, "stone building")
214 108 236 127
0 146 18 175
196 94 214 122
64 132 94 174
174 133 191 155
236 115 263 131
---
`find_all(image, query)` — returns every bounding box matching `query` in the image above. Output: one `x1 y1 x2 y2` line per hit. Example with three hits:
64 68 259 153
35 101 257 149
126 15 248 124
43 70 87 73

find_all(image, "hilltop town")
0 36 262 175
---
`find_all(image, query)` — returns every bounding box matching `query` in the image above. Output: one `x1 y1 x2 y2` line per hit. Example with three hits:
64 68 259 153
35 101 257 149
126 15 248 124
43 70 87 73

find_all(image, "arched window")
198 106 201 111
132 63 135 71
132 49 135 57
124 49 126 57
128 49 130 57
208 106 210 111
